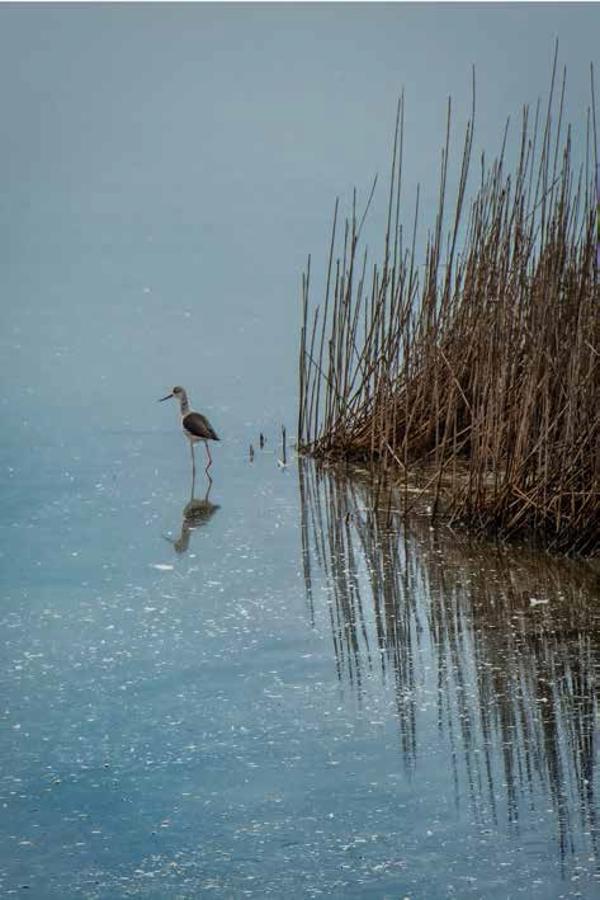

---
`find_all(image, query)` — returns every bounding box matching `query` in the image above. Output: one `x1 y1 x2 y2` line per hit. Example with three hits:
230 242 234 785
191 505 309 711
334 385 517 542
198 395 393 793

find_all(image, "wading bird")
159 386 220 480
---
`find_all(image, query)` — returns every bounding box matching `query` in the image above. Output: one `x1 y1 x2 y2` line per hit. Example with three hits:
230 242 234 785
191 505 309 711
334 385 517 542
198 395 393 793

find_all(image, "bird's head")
159 385 185 402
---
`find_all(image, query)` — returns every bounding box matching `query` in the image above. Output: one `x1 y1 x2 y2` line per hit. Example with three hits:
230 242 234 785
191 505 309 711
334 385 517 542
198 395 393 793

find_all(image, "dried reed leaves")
298 54 600 556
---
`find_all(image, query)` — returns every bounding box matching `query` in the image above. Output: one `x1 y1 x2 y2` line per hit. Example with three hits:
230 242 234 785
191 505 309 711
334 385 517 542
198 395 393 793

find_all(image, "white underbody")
183 429 205 444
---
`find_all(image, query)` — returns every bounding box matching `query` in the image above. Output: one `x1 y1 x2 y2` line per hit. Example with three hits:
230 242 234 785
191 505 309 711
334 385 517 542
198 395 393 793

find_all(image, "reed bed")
298 55 600 555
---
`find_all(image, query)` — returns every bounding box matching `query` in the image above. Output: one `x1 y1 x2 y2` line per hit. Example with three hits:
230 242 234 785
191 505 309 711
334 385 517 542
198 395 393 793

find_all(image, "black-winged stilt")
159 386 220 479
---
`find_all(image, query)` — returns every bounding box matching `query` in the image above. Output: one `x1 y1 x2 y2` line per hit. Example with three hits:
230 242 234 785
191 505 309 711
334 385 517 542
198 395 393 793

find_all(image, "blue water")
2 6 600 896
1 427 599 898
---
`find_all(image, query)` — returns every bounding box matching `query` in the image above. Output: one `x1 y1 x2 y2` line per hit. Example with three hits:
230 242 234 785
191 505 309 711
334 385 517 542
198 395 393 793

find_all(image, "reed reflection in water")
298 459 600 873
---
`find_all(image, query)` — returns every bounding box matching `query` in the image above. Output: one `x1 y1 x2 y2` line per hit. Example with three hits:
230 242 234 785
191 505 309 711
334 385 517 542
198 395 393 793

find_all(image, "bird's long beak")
159 393 174 402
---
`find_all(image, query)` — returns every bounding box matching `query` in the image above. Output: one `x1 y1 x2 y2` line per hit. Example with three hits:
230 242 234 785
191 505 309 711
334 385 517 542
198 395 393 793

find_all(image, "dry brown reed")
298 53 600 556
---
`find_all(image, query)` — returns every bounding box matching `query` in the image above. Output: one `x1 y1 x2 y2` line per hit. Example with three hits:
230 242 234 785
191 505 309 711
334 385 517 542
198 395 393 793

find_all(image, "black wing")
183 412 220 441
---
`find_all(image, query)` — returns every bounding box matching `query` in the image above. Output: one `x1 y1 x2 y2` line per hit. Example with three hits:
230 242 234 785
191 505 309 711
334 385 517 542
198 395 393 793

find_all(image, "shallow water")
3 5 600 897
1 431 599 898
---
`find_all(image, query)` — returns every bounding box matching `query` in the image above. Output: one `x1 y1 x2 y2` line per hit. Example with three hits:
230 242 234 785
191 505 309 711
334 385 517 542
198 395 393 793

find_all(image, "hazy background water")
1 3 600 898
1 3 600 436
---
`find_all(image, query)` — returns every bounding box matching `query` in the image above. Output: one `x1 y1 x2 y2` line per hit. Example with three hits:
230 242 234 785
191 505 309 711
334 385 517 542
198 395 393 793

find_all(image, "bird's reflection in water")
165 475 220 554
298 457 600 869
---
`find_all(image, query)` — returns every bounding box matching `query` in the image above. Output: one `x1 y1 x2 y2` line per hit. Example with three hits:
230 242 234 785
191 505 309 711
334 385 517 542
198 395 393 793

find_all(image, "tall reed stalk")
298 52 600 556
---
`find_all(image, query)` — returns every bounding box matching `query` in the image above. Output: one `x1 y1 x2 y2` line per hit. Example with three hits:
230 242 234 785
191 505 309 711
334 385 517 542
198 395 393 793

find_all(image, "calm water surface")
3 5 600 898
1 429 599 898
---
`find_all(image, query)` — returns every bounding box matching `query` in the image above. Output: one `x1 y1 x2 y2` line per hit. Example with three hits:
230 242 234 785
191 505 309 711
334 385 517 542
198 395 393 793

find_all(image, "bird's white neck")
177 392 190 415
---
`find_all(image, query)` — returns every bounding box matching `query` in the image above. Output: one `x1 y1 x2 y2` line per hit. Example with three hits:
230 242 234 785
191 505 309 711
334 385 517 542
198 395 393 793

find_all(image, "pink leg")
190 441 196 480
204 440 213 474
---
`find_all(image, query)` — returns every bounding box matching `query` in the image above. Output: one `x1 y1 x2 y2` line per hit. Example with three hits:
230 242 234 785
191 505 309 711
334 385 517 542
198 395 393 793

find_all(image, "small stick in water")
281 425 287 465
249 444 255 462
